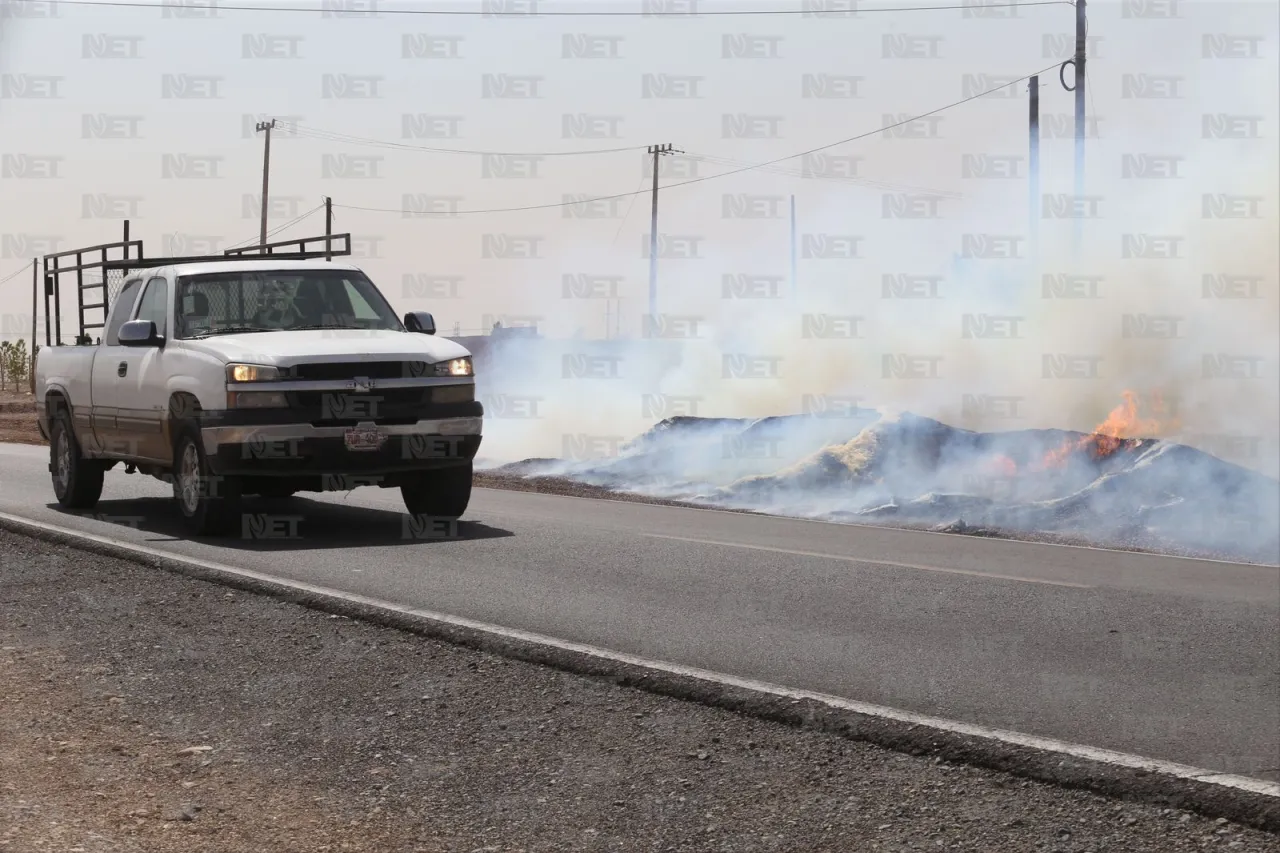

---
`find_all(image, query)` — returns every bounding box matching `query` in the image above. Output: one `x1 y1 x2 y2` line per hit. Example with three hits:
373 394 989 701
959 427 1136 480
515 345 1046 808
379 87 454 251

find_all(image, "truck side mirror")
119 319 164 348
404 311 436 335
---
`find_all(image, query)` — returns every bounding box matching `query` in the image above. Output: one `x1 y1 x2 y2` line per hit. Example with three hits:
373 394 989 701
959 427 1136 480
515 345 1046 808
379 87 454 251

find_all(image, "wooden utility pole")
1072 0 1087 255
1029 75 1040 278
789 195 797 301
30 259 37 394
646 143 681 319
256 118 277 248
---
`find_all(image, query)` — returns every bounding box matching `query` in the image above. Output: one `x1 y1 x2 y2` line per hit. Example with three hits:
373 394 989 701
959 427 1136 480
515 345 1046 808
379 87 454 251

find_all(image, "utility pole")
646 143 681 320
1029 75 1040 280
256 118 277 249
789 195 798 301
1072 0 1087 256
324 195 333 261
30 259 37 394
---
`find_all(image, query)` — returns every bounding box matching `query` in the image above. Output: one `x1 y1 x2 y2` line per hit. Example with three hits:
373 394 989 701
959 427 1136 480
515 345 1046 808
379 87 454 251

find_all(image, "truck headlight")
227 391 288 408
433 357 473 377
227 363 281 383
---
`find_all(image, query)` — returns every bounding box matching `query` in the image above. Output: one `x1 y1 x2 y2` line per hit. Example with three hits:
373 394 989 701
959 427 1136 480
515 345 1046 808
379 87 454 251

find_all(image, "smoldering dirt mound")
485 411 1280 564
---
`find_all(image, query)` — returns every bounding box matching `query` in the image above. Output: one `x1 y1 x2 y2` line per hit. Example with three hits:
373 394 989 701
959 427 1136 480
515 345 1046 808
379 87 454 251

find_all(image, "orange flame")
987 454 1018 476
1041 391 1178 469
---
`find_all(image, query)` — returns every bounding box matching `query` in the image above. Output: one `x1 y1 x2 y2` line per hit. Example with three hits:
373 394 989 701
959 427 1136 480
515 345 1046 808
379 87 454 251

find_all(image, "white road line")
642 532 1095 589
1 510 1276 799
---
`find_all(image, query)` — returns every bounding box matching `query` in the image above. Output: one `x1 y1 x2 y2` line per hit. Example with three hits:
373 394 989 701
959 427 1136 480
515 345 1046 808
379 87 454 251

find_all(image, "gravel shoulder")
1 527 1276 853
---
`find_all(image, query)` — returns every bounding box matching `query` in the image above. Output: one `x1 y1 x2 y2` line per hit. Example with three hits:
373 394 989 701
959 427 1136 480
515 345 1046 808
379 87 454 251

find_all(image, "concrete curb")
2 513 1276 835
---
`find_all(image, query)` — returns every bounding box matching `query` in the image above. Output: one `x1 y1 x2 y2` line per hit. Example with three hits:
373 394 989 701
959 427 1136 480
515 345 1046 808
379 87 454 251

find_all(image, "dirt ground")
3 527 1277 853
0 391 40 446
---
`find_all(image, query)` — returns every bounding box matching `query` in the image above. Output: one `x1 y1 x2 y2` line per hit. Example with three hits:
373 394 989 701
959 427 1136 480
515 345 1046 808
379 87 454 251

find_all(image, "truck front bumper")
201 416 482 480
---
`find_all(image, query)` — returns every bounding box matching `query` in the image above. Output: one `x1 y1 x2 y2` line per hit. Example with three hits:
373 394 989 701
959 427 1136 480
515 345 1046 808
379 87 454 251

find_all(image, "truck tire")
401 461 472 520
50 410 104 510
172 425 243 536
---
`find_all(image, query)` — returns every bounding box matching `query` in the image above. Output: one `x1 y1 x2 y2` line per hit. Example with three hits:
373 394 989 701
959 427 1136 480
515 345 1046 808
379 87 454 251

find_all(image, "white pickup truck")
35 257 483 536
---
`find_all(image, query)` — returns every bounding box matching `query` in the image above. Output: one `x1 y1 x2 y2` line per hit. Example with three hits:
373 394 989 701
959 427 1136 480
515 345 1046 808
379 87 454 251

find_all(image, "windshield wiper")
289 323 375 331
191 325 277 338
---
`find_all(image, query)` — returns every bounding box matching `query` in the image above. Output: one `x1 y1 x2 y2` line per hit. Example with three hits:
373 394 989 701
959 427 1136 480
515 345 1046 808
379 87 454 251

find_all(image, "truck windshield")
173 269 404 339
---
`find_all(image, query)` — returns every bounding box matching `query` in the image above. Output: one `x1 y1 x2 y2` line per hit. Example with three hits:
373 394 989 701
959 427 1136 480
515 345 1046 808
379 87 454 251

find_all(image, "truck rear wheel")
401 462 472 520
50 410 104 510
173 426 243 536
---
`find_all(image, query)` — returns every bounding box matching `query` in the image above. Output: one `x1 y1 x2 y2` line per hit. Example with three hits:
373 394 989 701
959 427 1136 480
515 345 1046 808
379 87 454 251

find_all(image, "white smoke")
465 6 1278 561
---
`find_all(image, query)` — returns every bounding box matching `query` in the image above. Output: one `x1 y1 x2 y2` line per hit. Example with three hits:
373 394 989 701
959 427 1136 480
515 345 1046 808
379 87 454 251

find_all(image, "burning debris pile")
486 394 1280 564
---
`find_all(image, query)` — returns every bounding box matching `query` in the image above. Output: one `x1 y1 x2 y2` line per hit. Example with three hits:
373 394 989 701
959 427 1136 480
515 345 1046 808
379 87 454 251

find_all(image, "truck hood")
182 329 473 367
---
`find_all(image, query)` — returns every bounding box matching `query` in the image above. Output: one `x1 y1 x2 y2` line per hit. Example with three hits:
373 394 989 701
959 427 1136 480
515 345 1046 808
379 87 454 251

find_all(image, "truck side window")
135 277 169 337
104 278 145 346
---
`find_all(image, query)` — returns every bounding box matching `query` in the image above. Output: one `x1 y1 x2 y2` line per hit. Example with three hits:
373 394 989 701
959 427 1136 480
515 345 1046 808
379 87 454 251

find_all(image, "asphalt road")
2 441 1277 782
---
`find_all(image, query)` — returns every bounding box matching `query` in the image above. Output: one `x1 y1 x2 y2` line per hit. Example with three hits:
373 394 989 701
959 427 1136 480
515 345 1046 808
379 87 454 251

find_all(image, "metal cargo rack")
41 221 351 347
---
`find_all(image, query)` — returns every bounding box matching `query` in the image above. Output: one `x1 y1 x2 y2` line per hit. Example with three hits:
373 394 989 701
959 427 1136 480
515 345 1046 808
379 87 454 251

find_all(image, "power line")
285 121 957 192
0 261 33 286
224 203 324 250
288 123 961 195
289 123 648 157
246 202 323 246
333 63 1059 218
610 174 650 249
1083 7 1097 121
51 0 1076 17
684 153 964 198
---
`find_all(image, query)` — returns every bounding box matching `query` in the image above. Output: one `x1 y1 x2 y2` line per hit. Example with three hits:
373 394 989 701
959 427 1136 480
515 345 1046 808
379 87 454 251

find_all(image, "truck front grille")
286 361 430 381
284 386 475 427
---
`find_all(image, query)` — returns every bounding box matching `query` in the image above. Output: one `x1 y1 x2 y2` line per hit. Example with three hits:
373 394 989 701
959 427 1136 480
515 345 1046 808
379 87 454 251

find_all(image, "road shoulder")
2 527 1276 852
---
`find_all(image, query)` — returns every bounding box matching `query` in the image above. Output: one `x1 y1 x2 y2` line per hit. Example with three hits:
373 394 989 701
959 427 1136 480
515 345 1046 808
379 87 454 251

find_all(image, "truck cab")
36 235 482 537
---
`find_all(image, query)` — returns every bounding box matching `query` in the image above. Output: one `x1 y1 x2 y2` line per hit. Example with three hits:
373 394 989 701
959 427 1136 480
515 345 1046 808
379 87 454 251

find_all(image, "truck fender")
41 383 74 429
162 383 217 456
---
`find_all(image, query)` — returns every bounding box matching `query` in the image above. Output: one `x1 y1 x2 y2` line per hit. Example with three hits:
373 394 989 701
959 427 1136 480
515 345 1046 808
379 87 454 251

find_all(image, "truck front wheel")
401 462 472 520
50 410 104 510
173 427 243 536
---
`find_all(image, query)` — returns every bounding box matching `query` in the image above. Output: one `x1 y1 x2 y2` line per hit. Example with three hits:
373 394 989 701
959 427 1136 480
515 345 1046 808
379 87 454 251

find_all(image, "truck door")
88 277 145 456
116 275 173 462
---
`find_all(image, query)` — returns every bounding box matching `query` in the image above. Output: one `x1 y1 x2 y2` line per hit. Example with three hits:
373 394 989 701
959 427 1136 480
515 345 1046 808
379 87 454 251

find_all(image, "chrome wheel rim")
178 442 201 515
54 430 71 493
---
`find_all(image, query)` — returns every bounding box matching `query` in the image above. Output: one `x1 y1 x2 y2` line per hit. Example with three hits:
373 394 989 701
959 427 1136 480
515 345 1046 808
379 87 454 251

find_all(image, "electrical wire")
334 63 1059 217
609 174 650 249
288 124 959 195
224 203 324 251
289 119 963 195
289 123 648 157
0 261 33 286
684 152 965 198
251 203 323 244
1083 9 1097 121
50 0 1076 17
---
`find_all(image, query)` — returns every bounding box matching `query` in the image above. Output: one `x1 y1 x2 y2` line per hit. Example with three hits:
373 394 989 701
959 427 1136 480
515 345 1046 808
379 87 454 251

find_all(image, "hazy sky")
1 0 1276 471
